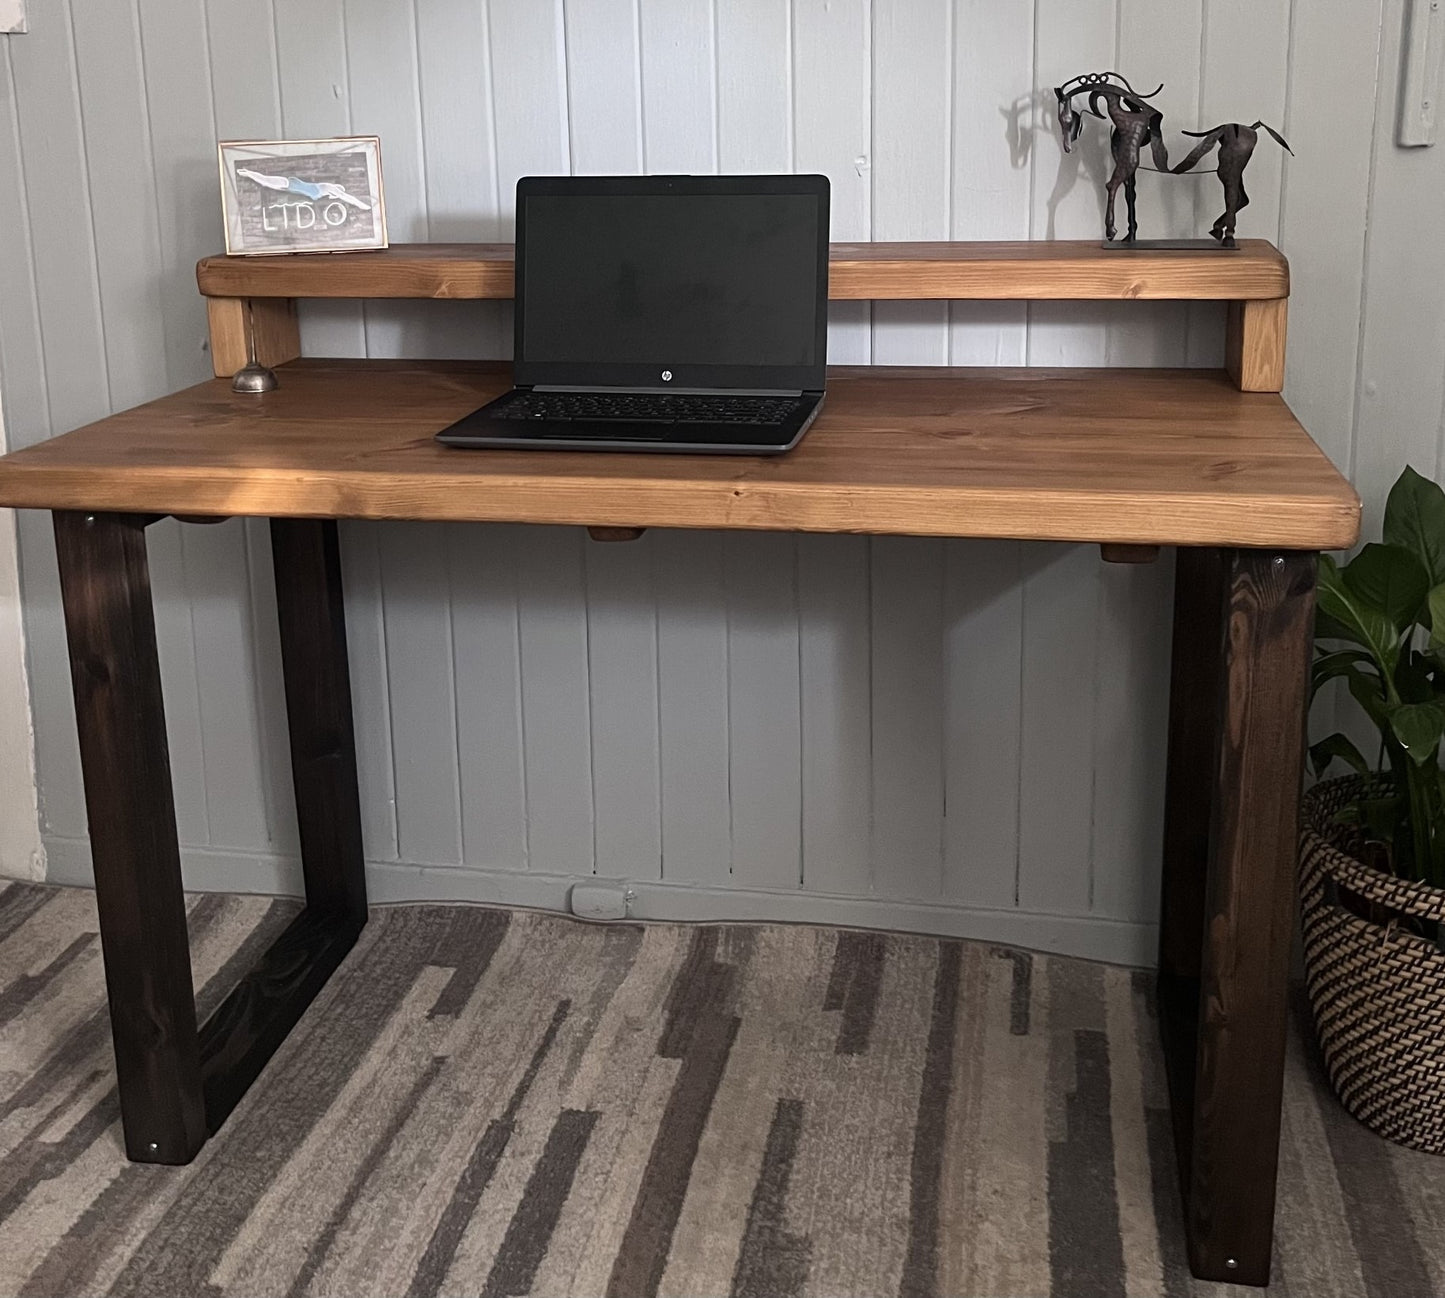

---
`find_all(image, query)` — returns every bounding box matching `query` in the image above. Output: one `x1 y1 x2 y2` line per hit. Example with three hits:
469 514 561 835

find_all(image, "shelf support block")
206 297 301 379
1226 298 1287 393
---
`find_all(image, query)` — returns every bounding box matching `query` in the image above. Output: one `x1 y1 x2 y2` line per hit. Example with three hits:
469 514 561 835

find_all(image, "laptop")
436 173 830 454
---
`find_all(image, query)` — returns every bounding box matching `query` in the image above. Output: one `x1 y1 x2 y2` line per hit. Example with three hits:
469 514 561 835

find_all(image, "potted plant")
1303 464 1445 1152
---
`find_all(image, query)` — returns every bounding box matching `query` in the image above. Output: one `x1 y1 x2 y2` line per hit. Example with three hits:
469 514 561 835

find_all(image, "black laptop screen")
514 181 827 390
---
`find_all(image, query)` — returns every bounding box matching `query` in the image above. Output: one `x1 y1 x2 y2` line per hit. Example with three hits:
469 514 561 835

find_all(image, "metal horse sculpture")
1170 121 1293 245
1053 72 1170 243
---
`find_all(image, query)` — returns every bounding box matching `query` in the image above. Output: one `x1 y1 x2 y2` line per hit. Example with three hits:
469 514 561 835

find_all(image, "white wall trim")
41 835 1157 967
0 378 43 881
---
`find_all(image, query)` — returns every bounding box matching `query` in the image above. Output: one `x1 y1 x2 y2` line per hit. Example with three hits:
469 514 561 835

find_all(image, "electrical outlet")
0 0 26 36
568 883 633 922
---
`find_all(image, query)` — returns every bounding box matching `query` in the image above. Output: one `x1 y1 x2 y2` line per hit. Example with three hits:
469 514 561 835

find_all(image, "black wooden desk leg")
194 519 368 1128
268 518 367 925
56 512 367 1163
54 510 206 1163
1158 547 1316 1286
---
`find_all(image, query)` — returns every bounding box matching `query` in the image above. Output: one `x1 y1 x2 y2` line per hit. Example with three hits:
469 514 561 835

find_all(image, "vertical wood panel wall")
0 0 1433 964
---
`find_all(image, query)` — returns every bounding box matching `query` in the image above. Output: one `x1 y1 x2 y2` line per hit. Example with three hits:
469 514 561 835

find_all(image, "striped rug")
1 881 1442 1297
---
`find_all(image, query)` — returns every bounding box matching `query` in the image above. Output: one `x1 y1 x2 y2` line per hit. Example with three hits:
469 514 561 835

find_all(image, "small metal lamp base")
231 362 279 393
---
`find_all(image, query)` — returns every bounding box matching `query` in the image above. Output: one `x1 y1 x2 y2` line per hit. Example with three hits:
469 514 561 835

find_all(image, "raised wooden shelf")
0 360 1358 549
195 240 1294 391
196 239 1290 303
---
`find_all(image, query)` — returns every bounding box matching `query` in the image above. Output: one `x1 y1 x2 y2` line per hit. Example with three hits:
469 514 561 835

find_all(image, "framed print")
218 137 388 256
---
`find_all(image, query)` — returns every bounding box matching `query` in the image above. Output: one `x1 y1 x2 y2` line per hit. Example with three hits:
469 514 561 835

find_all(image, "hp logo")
661 370 673 382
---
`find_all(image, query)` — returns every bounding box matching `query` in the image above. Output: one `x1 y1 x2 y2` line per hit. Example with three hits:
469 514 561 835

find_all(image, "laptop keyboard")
493 391 799 426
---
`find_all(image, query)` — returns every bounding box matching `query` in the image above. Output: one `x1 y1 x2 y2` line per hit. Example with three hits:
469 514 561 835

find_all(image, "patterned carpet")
1 880 1443 1297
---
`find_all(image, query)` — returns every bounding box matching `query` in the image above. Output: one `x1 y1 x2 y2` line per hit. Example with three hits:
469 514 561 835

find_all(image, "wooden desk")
0 242 1357 1288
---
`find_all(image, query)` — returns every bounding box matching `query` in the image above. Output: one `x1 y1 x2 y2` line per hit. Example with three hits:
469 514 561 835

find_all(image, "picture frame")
217 136 388 256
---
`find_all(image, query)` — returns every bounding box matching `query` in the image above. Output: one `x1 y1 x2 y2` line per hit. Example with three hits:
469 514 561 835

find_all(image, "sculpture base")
232 363 279 393
1100 238 1239 251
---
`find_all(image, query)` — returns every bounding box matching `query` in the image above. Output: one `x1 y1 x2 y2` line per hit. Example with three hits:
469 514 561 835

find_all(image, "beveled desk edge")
0 362 1361 552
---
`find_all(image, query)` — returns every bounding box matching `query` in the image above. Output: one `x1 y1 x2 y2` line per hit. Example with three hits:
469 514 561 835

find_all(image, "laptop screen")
513 175 830 392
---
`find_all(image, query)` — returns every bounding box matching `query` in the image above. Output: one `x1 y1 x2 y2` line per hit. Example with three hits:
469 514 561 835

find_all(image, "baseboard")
41 837 1157 967
44 836 308 898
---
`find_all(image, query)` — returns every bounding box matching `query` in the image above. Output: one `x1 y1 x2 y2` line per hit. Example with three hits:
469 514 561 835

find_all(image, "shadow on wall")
999 87 1113 240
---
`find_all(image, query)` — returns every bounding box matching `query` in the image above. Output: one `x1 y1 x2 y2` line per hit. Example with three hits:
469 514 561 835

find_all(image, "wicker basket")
1300 775 1445 1153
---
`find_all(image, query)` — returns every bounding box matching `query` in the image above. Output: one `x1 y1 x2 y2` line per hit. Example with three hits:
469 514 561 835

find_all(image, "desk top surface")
0 360 1359 549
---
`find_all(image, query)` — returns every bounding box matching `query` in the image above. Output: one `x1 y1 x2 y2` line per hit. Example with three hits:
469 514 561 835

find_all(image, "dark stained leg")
196 518 368 1129
1159 549 1226 989
55 511 369 1162
268 518 367 924
1157 550 1222 1198
1157 547 1316 1286
53 510 206 1163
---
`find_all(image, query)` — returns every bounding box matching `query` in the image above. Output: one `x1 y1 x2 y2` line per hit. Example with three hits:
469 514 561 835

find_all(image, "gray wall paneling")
1 0 1428 967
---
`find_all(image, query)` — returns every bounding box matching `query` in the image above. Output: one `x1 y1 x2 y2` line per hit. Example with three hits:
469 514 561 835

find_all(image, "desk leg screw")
147 1142 158 1154
1225 1258 1238 1270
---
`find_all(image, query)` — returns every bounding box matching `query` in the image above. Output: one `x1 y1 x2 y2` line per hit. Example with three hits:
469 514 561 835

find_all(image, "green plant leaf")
1429 584 1445 651
1312 649 1380 710
1388 701 1445 766
1384 466 1445 587
1316 554 1400 681
1397 649 1437 703
1309 731 1371 777
1343 543 1430 631
1333 796 1402 853
1315 606 1363 644
1345 662 1391 729
1359 796 1403 848
1312 649 1375 689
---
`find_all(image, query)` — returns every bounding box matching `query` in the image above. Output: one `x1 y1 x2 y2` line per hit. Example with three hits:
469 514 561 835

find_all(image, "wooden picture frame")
218 137 388 256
